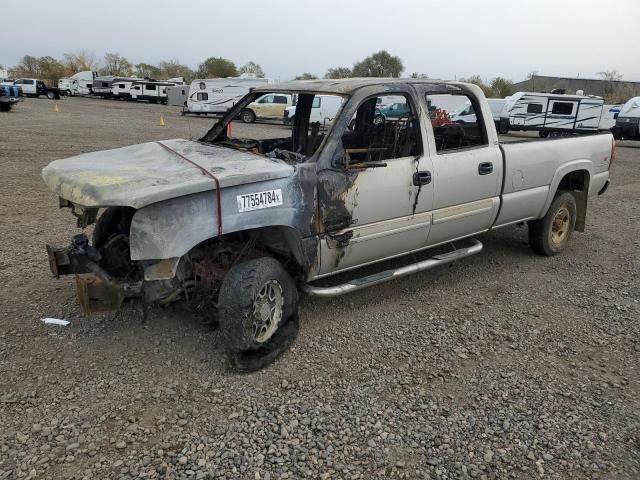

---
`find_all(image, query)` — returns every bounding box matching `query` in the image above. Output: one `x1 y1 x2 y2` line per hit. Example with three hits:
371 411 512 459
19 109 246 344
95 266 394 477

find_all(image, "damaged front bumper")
46 234 143 314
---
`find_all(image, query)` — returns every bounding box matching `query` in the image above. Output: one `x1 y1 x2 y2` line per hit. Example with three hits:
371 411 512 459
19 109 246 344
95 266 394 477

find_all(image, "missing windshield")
200 91 345 163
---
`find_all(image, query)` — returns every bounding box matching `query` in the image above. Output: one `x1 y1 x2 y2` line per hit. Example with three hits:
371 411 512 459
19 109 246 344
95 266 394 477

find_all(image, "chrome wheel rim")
252 280 284 343
551 206 570 247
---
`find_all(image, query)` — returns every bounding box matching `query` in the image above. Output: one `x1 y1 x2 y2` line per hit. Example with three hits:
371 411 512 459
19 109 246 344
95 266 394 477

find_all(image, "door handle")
413 171 432 186
478 162 493 175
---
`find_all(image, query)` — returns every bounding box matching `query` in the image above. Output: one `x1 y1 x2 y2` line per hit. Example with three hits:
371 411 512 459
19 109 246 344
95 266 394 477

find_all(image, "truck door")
317 92 434 276
423 91 502 246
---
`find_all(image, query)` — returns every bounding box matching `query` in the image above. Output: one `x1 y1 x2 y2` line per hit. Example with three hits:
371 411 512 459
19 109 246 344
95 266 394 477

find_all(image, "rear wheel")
46 91 56 100
528 191 577 256
0 103 11 112
218 257 299 372
241 109 256 123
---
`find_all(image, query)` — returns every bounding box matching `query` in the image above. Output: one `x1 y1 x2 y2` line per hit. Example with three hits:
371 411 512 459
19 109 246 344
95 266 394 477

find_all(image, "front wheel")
46 91 56 100
528 191 577 256
241 109 256 123
218 257 299 371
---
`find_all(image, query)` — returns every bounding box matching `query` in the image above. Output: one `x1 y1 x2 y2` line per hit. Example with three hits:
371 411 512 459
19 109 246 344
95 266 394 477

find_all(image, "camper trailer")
186 77 272 115
613 97 640 139
92 76 138 98
166 85 189 106
111 81 134 99
58 71 96 96
283 94 344 126
130 81 178 103
448 98 509 134
505 92 604 137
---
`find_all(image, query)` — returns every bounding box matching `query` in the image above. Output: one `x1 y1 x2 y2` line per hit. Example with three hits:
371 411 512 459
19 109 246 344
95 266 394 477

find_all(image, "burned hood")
42 139 294 208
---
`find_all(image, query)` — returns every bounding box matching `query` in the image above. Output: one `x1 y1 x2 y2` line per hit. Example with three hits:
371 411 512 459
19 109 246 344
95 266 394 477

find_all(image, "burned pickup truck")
42 79 613 370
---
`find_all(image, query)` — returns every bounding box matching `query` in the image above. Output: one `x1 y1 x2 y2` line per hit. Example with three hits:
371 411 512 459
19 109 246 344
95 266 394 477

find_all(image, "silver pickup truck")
42 79 613 370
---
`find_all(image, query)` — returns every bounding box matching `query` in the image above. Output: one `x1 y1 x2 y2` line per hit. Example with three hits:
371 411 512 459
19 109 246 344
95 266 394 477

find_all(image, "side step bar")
302 239 483 298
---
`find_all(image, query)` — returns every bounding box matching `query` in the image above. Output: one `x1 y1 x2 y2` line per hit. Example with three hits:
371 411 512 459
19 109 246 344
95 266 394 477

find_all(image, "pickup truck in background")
0 84 23 111
42 79 613 371
13 78 60 99
241 93 293 123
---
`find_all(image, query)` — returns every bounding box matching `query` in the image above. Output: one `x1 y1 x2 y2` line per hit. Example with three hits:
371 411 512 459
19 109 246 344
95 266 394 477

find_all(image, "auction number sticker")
237 189 283 212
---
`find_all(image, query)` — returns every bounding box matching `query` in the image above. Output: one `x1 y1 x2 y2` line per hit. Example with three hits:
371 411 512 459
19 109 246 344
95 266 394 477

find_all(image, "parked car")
283 94 343 126
42 79 613 371
451 98 510 134
13 78 59 99
613 96 640 140
374 101 410 124
241 93 293 123
0 84 23 111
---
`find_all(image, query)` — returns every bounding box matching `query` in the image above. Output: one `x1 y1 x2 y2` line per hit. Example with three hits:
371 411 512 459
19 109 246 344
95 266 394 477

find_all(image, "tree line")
4 49 515 97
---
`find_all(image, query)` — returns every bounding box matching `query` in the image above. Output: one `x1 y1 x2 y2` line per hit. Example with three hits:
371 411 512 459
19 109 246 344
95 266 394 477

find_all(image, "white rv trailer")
505 92 604 137
613 97 640 139
58 70 96 96
186 77 272 115
130 80 178 103
92 76 139 98
448 98 510 134
112 81 134 99
283 94 344 126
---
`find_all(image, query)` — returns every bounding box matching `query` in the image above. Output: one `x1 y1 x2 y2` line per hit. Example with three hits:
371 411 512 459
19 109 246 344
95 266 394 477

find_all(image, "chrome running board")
302 239 483 298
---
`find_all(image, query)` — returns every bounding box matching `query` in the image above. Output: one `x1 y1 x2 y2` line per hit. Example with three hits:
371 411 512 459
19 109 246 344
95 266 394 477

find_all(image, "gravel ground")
0 97 639 479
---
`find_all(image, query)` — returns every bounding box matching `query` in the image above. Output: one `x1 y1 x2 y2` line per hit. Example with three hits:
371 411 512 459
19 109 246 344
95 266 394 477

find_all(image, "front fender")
129 168 316 260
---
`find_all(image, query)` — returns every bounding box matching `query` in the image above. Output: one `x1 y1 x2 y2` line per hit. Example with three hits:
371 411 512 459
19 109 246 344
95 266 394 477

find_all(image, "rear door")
423 89 502 246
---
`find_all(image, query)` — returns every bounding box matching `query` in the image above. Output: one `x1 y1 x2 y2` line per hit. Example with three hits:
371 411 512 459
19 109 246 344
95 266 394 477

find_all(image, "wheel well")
557 169 589 232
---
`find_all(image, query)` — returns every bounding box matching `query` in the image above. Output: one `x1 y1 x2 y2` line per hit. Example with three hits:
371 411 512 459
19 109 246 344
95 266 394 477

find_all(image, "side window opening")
199 82 206 90
312 96 321 108
146 84 157 91
339 94 422 166
274 95 288 104
197 92 208 101
426 92 488 152
551 102 574 115
527 103 543 114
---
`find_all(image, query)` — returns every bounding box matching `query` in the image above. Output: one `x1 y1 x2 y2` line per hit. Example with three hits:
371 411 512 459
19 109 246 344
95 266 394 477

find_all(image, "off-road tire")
528 191 577 256
218 257 299 372
241 109 256 123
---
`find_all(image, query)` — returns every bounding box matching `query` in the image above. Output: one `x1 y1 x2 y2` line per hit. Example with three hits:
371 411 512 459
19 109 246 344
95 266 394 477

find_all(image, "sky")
1 0 639 82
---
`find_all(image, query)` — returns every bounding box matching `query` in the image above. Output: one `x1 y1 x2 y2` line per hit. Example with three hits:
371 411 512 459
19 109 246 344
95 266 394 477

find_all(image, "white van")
283 94 343 126
186 78 272 115
505 91 604 137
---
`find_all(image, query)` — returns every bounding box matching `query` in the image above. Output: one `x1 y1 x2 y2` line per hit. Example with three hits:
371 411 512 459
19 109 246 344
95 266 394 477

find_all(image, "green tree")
37 56 67 85
63 50 99 73
158 59 195 81
597 70 623 100
101 53 133 76
489 77 513 97
197 57 238 78
134 63 161 79
324 67 351 79
352 50 404 78
294 73 318 80
239 61 265 78
10 55 41 77
461 75 492 97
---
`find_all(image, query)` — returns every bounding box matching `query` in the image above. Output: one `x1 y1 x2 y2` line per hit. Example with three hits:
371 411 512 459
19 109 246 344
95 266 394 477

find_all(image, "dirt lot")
0 97 639 479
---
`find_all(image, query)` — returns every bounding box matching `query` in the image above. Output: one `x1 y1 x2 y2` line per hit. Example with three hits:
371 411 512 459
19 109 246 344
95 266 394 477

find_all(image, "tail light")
609 137 616 169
